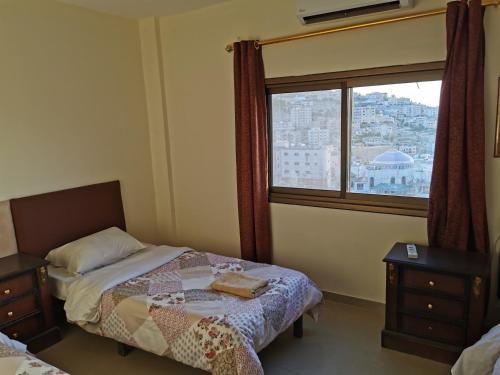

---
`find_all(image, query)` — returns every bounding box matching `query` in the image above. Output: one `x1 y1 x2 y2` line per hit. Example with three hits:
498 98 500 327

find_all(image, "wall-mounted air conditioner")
296 0 415 25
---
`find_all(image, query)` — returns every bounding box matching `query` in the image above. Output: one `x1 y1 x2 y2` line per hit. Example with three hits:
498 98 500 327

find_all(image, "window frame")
266 61 445 217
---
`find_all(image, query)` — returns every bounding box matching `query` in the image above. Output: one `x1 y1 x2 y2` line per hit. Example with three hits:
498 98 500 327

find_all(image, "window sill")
270 191 428 218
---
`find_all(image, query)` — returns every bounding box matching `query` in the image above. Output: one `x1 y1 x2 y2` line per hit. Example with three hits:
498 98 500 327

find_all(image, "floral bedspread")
0 343 67 375
81 251 323 374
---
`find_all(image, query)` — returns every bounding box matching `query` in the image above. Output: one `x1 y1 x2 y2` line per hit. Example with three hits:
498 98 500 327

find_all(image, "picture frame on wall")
496 77 500 157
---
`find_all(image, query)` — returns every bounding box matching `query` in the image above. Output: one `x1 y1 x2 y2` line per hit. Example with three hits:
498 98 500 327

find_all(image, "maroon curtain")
233 41 272 263
428 0 489 253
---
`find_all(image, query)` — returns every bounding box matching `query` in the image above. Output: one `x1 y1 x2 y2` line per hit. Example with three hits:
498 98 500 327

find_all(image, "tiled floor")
38 300 452 374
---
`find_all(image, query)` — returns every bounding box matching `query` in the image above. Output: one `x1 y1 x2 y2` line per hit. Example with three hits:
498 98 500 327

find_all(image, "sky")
354 80 442 107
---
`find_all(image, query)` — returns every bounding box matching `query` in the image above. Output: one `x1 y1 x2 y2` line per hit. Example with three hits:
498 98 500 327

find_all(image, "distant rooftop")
372 150 414 165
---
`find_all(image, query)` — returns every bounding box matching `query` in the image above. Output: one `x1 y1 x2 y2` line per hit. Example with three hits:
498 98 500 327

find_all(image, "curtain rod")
225 0 499 53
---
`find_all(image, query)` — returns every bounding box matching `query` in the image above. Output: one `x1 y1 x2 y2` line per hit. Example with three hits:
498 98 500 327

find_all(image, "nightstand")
381 243 490 364
0 253 61 352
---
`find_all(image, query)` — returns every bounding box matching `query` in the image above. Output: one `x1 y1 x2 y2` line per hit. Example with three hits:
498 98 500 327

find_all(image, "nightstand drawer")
400 315 464 345
0 294 38 325
0 254 60 351
3 315 42 341
401 292 465 320
402 269 466 297
0 274 34 302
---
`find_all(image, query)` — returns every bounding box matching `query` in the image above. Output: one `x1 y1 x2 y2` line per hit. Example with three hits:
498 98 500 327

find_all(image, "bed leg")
117 342 133 357
293 315 303 338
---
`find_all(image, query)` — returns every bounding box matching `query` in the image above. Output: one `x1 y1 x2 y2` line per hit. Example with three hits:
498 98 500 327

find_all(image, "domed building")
372 150 414 169
350 150 416 196
368 150 415 195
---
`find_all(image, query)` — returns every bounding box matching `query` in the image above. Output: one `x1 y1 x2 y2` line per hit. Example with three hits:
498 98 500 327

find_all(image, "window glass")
271 90 342 190
349 81 441 198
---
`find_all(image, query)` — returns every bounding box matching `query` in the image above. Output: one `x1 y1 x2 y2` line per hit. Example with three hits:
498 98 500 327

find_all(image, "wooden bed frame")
8 180 303 357
10 181 125 259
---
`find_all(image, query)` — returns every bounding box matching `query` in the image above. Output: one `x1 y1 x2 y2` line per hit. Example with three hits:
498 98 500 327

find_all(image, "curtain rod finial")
225 44 234 53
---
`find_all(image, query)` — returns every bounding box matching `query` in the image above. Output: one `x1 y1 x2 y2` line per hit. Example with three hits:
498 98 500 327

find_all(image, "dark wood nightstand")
0 253 61 353
381 242 490 364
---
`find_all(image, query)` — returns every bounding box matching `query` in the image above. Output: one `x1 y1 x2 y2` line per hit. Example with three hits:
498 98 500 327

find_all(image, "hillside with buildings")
272 88 439 197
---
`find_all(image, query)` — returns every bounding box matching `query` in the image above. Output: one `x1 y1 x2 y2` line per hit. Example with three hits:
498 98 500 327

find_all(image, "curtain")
428 0 489 252
233 41 272 263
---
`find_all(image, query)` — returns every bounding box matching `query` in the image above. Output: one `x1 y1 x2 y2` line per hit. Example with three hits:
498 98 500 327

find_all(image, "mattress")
47 264 81 300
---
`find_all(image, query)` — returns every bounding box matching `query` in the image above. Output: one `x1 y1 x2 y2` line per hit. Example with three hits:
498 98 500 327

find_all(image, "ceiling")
58 0 231 18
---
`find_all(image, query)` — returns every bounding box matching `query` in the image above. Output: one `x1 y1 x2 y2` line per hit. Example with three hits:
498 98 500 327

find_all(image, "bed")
9 181 323 375
0 331 68 374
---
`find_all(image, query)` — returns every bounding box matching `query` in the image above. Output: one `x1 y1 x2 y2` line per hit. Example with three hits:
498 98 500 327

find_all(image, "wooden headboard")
10 181 126 258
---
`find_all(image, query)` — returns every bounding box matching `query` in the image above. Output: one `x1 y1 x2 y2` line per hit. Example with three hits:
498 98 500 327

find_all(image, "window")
267 62 444 217
271 89 341 191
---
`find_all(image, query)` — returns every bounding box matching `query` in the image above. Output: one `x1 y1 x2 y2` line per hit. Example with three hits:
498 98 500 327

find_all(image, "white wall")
0 0 159 243
142 0 500 316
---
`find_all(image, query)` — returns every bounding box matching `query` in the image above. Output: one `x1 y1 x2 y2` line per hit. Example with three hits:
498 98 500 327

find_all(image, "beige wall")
146 0 500 314
0 0 158 243
139 18 177 245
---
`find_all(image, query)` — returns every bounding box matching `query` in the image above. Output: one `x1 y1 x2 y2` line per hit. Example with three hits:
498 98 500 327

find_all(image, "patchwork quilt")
0 343 67 375
76 250 323 375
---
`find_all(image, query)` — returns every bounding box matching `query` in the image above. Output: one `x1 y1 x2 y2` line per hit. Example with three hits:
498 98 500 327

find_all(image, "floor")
37 300 452 375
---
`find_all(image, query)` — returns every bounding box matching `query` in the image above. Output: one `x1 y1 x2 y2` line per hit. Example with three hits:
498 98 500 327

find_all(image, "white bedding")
0 332 26 353
47 242 156 301
48 265 81 300
64 245 189 324
452 323 500 375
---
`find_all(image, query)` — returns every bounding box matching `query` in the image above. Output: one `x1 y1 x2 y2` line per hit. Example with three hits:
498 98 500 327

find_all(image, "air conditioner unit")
296 0 415 25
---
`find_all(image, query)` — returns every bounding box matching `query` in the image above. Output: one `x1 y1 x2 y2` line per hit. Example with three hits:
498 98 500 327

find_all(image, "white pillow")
45 227 144 274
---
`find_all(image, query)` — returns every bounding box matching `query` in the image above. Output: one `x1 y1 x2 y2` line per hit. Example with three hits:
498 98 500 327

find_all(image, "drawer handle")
11 332 18 339
428 281 435 287
427 326 433 331
7 311 13 317
3 289 10 295
427 303 433 310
